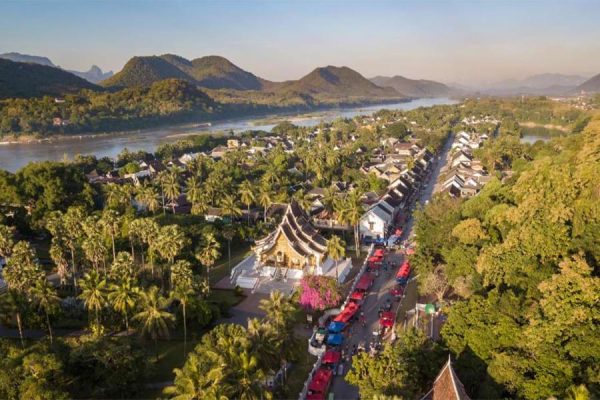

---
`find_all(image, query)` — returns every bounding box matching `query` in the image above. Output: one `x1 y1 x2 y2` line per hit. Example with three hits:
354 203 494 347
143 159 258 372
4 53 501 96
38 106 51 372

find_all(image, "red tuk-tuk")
307 367 333 400
390 285 404 299
356 273 374 292
333 301 360 324
322 350 342 374
396 261 411 285
379 311 395 334
349 290 366 305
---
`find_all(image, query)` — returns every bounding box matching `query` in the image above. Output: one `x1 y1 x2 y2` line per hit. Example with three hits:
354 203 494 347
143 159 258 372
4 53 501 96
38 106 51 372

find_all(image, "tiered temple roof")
254 200 328 260
421 357 470 400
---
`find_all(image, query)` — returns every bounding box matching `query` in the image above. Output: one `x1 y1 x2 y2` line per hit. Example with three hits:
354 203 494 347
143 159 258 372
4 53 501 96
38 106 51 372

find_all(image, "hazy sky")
2 0 600 85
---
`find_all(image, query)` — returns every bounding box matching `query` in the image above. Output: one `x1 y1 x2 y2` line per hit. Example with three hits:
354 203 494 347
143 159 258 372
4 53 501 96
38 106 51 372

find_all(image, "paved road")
330 135 453 399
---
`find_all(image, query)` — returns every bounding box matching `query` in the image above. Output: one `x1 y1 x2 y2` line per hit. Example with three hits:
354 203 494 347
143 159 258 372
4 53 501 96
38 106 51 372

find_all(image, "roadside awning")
326 333 344 346
356 273 374 291
333 302 359 323
308 368 333 393
328 321 346 333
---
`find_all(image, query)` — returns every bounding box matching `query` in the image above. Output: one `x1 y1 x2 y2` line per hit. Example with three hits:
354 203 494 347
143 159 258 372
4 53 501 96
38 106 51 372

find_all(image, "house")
210 146 229 159
205 207 223 222
360 203 393 240
420 357 470 400
227 139 241 148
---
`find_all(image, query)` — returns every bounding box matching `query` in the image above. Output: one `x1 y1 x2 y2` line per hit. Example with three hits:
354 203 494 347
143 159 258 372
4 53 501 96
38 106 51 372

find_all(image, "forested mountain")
576 72 600 93
278 66 401 99
370 75 453 97
68 65 113 83
102 54 270 91
0 58 100 99
101 56 192 88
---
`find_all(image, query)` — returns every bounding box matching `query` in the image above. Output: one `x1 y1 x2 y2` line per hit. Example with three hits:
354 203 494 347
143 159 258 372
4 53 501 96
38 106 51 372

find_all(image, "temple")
253 200 329 276
420 356 470 400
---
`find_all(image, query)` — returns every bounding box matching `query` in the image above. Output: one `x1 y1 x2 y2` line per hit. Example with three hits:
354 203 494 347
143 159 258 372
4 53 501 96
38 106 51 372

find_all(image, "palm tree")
258 188 273 223
196 233 221 279
109 251 136 282
129 218 159 274
156 225 189 265
49 240 69 288
31 278 60 344
221 225 236 273
239 180 255 225
293 189 312 212
231 350 270 400
163 172 181 214
82 217 108 274
327 235 346 281
0 290 26 347
108 277 139 333
133 286 175 360
136 184 160 214
64 206 86 290
104 183 132 211
339 190 364 257
99 209 121 261
259 290 296 329
170 260 195 355
186 175 202 209
78 271 107 330
220 194 242 223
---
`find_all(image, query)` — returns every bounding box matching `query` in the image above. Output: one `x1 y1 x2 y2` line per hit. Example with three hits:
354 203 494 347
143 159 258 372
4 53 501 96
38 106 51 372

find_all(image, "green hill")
277 66 401 100
370 75 452 97
103 54 270 91
101 56 191 88
0 58 100 99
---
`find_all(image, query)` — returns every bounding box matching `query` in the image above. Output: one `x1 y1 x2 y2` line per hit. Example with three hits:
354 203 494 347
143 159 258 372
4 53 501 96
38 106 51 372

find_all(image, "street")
329 134 453 399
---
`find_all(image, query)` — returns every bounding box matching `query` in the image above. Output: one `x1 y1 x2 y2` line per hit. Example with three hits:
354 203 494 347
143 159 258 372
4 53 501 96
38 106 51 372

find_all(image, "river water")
0 97 456 172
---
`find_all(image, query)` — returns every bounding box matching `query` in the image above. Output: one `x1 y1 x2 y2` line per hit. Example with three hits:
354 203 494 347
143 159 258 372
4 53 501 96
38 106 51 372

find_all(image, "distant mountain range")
475 73 591 96
0 58 99 99
103 54 401 101
0 52 113 83
369 75 454 97
576 73 600 93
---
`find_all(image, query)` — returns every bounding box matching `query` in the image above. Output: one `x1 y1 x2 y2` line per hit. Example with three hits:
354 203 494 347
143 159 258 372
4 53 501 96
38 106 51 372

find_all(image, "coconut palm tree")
63 206 86 290
133 286 175 360
293 189 312 212
109 251 136 282
230 350 270 400
339 190 364 257
136 184 160 214
170 260 195 355
239 180 255 225
196 233 221 279
129 218 159 273
156 225 189 266
31 277 60 344
258 188 273 223
327 235 346 281
99 209 121 261
163 172 181 214
259 290 296 329
78 270 107 330
49 239 69 288
220 194 242 223
108 277 139 333
82 217 108 274
0 290 26 347
186 175 202 208
221 225 236 273
104 182 132 211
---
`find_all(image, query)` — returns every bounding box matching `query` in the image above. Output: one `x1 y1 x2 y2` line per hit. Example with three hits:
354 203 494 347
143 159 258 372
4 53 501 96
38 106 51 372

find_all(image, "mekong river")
0 98 456 172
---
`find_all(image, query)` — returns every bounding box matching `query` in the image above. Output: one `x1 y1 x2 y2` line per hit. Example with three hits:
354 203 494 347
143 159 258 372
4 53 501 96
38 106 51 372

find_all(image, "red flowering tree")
298 275 342 311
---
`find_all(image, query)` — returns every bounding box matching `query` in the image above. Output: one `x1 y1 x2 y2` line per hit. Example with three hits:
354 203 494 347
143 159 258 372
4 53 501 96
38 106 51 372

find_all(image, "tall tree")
99 209 122 261
170 260 195 355
31 277 60 344
196 233 221 279
78 271 107 331
163 172 181 214
239 180 255 225
326 235 346 281
108 277 139 332
258 188 273 223
133 286 175 360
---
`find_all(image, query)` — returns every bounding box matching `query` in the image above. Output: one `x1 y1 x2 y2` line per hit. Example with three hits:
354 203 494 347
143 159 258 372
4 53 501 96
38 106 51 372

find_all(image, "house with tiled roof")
421 357 470 400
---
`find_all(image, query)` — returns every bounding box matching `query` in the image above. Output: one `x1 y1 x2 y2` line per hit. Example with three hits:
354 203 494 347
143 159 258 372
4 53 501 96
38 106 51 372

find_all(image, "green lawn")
278 349 317 399
208 243 252 285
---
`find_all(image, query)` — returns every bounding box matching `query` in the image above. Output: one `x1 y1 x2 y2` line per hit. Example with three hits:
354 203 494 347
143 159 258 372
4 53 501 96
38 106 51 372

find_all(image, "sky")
2 0 600 86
